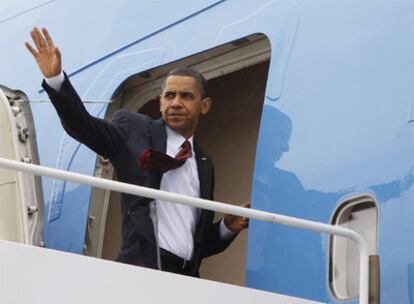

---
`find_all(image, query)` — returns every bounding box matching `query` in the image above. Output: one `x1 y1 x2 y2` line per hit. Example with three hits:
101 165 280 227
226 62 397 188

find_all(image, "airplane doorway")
87 34 270 286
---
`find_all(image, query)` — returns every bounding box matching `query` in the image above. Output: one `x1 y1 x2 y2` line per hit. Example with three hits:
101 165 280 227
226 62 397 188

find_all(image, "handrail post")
0 157 369 303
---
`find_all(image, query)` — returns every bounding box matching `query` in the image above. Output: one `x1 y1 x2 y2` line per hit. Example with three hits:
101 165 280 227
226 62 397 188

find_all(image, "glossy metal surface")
247 1 414 303
1 1 414 303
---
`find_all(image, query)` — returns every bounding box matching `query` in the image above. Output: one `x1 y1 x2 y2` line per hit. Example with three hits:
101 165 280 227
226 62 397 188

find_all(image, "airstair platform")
0 240 324 304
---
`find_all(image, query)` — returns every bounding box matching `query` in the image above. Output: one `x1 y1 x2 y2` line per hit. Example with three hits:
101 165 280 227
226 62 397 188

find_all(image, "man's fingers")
34 27 47 48
239 217 249 230
30 30 42 50
25 42 38 58
55 47 61 60
32 27 46 49
238 217 249 228
42 28 54 48
241 201 250 208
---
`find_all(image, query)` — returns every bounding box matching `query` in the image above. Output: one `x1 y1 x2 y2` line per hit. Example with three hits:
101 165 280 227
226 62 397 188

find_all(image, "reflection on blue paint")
247 105 341 302
247 102 414 302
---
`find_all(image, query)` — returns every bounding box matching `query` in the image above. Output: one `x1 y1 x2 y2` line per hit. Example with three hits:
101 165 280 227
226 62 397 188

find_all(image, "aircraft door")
0 86 44 246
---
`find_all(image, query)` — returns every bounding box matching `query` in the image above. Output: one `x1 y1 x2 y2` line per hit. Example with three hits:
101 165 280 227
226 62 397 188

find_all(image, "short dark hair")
163 67 210 98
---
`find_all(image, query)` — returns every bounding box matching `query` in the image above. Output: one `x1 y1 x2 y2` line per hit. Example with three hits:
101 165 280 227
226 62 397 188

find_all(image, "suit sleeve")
42 74 129 160
201 221 237 258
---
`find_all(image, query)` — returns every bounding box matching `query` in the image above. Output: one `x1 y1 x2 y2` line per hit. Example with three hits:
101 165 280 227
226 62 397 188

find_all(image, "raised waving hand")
25 27 62 78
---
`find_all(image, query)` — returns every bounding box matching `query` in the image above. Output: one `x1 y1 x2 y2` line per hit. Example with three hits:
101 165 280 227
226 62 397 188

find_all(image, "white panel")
0 90 26 243
0 87 44 246
0 240 324 304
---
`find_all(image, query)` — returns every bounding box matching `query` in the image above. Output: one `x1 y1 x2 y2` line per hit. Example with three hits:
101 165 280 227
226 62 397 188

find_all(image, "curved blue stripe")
0 0 56 24
38 0 226 94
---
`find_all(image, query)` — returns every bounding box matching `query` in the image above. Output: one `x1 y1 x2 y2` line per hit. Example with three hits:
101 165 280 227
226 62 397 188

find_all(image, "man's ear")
201 97 212 115
159 94 163 112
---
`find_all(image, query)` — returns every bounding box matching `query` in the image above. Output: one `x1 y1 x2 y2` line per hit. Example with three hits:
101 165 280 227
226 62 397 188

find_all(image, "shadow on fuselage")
247 105 414 300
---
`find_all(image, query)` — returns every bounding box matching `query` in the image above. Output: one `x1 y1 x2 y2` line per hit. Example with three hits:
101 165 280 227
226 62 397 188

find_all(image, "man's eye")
182 93 194 99
164 92 174 99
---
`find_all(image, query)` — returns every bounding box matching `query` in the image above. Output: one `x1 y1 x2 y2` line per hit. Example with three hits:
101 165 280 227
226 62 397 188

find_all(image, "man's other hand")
25 27 62 78
224 201 250 232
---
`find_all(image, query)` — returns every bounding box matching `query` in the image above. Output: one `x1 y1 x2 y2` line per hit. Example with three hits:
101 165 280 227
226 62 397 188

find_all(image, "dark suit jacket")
42 74 235 276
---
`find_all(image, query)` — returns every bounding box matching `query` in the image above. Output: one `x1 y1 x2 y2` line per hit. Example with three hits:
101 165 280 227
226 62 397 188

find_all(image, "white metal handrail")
0 157 369 304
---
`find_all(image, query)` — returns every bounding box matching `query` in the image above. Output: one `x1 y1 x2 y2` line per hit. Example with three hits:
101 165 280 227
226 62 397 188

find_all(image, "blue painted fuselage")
1 1 413 303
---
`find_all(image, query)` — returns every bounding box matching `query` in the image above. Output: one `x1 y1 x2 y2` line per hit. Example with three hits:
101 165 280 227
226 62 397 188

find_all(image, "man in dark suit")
26 27 248 277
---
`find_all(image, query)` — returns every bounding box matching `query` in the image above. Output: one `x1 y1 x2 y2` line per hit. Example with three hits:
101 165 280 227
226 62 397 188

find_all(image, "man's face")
160 75 211 138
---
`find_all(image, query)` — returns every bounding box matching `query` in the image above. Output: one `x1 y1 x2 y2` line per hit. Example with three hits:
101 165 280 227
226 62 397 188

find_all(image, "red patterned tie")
138 140 193 173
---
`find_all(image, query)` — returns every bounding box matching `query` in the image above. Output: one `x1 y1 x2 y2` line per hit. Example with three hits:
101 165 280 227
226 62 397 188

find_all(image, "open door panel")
0 85 44 246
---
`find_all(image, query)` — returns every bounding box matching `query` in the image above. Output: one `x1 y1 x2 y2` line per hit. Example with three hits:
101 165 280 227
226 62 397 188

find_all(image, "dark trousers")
160 248 196 277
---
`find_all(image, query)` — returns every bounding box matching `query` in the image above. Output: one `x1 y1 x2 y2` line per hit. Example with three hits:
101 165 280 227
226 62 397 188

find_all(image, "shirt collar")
165 125 194 154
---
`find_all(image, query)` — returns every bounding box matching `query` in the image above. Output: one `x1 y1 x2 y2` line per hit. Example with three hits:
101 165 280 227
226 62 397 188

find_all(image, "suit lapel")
147 118 167 188
194 142 212 201
193 143 214 249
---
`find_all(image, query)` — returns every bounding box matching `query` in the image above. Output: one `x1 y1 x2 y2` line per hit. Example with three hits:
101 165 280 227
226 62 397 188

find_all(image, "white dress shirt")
45 72 64 91
156 127 200 260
